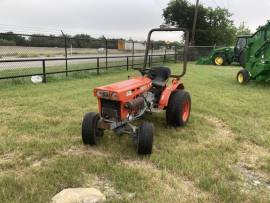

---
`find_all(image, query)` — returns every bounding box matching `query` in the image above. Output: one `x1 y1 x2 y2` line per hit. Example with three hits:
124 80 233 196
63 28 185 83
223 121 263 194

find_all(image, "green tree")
0 32 27 46
236 22 252 36
0 39 16 46
163 0 237 46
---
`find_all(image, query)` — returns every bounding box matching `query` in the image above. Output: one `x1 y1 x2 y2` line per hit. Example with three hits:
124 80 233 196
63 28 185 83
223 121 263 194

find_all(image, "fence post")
127 56 129 71
148 55 151 67
163 47 167 63
97 57 100 75
42 60 47 83
105 39 108 70
174 46 177 63
61 30 68 77
132 40 134 68
151 43 154 66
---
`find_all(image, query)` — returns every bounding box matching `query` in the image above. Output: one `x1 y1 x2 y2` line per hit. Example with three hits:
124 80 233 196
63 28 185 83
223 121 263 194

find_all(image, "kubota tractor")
82 27 191 155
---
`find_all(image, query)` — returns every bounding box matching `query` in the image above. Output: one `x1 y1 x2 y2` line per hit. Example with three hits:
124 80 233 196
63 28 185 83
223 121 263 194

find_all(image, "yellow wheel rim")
215 57 224 66
238 73 244 83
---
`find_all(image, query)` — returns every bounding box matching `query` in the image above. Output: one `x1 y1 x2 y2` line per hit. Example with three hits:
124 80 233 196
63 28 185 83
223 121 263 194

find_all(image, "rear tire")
137 122 154 155
82 112 103 145
213 54 227 66
166 90 191 127
237 69 250 85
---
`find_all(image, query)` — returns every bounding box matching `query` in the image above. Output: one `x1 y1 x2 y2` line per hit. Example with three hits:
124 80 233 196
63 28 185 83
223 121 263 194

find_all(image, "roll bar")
143 27 189 78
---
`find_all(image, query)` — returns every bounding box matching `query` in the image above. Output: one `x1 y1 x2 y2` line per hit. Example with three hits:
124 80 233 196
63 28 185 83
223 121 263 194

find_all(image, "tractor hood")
95 77 152 93
93 76 152 102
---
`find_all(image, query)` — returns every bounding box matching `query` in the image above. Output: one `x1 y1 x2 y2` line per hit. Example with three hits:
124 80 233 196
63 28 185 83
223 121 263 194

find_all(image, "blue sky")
0 0 269 41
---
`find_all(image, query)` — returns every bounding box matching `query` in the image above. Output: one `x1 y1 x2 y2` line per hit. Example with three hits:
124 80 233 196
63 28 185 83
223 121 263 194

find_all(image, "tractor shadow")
95 111 203 159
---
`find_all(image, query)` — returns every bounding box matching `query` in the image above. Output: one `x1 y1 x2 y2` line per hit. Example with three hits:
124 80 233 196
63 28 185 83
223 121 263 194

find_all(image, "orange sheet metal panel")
94 76 152 102
117 40 125 50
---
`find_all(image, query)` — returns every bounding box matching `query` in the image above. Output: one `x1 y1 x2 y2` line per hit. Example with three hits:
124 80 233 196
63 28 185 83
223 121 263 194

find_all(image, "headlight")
126 90 132 96
96 90 118 100
96 90 109 97
111 92 118 100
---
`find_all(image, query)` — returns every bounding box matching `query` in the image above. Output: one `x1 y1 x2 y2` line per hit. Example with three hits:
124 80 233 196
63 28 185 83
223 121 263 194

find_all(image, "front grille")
100 99 121 121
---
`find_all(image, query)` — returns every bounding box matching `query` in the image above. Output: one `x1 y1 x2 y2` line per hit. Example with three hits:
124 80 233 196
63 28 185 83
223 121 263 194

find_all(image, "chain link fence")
0 32 219 83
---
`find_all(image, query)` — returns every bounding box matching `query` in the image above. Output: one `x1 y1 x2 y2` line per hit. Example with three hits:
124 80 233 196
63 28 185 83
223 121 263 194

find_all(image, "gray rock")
52 188 106 203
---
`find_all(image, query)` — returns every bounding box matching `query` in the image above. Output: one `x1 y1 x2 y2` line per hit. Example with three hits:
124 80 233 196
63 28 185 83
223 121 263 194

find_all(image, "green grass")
0 63 269 202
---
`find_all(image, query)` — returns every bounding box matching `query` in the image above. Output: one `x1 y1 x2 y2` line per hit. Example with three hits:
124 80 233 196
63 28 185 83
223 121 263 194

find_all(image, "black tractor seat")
147 67 171 87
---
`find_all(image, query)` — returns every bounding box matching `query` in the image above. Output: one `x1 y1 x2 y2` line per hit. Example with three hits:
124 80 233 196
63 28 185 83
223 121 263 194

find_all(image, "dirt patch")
0 152 15 167
234 142 270 191
0 152 27 177
201 115 270 192
31 158 49 168
61 146 109 158
84 174 135 201
0 126 11 138
204 116 234 139
1 152 14 161
239 142 269 170
0 153 15 176
233 164 270 191
93 177 123 200
123 159 214 202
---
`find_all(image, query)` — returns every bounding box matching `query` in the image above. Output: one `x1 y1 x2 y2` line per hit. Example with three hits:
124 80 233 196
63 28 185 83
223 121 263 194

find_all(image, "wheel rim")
182 100 190 122
215 57 223 65
238 73 244 83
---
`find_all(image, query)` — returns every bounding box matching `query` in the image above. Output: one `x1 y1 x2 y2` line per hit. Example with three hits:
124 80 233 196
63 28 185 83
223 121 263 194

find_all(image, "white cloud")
0 0 269 42
199 0 269 31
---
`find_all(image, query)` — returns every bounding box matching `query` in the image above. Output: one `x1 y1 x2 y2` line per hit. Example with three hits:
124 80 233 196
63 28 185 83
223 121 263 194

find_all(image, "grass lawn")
0 63 269 202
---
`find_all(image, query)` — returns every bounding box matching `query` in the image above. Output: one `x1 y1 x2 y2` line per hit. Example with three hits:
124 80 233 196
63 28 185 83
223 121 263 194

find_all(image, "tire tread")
137 122 154 155
166 90 191 127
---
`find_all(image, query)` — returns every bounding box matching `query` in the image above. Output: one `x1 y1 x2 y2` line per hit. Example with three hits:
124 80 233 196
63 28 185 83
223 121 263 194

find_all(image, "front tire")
137 122 154 155
237 69 250 85
82 112 103 145
166 90 191 127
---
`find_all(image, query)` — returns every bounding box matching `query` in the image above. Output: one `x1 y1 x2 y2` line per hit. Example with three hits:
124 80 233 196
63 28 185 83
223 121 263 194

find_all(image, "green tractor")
197 35 250 66
237 21 270 84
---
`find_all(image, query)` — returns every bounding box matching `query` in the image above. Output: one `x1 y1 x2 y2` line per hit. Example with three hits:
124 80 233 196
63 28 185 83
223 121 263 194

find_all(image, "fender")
158 79 184 109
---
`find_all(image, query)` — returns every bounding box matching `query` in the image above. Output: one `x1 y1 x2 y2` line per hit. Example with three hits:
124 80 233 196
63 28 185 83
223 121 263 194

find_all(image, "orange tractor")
82 27 191 155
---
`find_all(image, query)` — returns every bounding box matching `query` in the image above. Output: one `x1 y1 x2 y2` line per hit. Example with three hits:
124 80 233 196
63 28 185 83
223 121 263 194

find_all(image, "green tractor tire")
213 54 227 66
237 69 250 84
